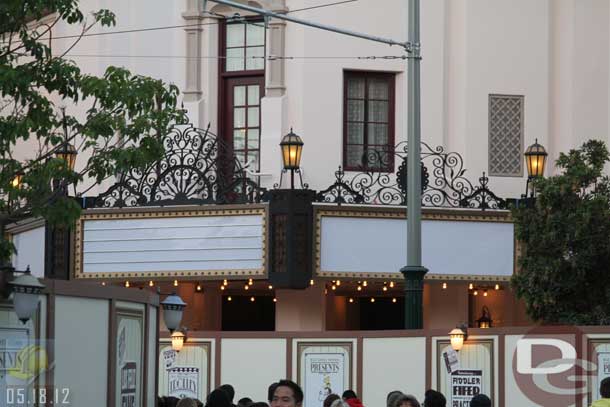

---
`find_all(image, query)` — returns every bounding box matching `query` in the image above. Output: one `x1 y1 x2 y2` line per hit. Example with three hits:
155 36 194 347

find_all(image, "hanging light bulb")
357 285 362 291
228 296 232 301
349 298 354 303
149 281 154 287
268 285 273 290
196 284 202 292
173 280 178 287
125 281 130 288
273 298 277 303
495 284 500 290
474 290 478 296
223 279 228 286
248 279 253 286
101 282 106 286
442 282 447 290
363 281 368 287
392 298 397 303
370 297 375 303
382 286 388 292
336 280 341 287
483 290 488 297
220 285 225 291
310 279 314 286
331 284 336 291
250 296 255 302
469 283 474 290
244 284 249 290
389 281 395 288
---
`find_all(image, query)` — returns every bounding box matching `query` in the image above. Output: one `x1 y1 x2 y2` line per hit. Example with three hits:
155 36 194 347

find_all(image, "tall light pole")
400 0 428 329
207 0 427 328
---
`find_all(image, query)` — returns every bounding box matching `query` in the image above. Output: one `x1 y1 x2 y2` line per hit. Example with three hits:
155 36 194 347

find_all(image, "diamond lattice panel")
489 95 524 176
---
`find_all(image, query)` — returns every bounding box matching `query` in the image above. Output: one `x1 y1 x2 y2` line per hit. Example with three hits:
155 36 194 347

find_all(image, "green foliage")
0 0 184 262
512 140 610 325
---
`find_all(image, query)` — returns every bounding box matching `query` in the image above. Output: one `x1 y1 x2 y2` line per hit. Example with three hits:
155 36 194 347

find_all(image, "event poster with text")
304 353 345 407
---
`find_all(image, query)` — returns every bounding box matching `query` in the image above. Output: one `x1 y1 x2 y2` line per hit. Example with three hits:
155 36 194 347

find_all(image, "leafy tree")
0 1 184 261
512 140 610 325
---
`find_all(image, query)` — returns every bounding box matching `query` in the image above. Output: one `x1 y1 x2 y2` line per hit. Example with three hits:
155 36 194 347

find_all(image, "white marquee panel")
81 214 265 275
320 217 513 277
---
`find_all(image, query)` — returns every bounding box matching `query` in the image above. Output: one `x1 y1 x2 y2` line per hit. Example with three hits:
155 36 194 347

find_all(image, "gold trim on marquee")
74 207 268 281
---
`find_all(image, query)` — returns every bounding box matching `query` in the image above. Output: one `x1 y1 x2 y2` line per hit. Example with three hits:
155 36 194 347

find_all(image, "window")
219 20 266 172
224 21 265 72
488 94 524 176
343 71 395 172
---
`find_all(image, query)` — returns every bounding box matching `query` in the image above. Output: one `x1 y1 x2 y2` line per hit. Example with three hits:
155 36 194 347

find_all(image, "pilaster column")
182 0 205 102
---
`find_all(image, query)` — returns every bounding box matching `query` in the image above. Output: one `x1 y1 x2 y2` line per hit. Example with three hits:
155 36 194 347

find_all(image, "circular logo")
512 325 595 406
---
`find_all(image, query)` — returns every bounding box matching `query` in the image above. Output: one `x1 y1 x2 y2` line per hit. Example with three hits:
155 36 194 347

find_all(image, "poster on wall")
303 353 345 407
451 369 482 407
597 352 610 400
168 367 200 399
120 361 137 407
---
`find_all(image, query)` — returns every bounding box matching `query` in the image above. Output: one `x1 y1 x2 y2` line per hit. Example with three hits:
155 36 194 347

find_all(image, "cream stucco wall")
13 0 610 200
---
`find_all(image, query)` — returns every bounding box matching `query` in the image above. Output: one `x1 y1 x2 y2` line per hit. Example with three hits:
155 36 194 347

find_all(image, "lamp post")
279 129 304 189
524 139 547 197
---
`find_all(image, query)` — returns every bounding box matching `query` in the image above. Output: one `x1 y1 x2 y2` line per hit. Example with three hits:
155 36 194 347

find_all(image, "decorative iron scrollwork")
94 124 269 208
316 142 506 210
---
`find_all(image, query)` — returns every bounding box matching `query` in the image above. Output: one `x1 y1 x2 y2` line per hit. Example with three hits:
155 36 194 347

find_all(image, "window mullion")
363 76 369 168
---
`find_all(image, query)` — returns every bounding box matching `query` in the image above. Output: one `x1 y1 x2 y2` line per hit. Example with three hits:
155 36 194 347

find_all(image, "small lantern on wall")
449 325 468 352
171 329 186 352
161 293 186 333
7 266 45 324
476 306 493 329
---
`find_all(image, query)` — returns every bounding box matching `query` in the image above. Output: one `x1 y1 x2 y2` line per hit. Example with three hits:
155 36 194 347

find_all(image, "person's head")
602 377 610 398
323 394 340 407
177 398 199 407
396 394 420 407
219 384 236 403
387 391 404 407
469 394 491 407
270 379 304 407
341 390 357 401
238 397 253 407
268 382 279 403
207 389 232 407
166 397 180 407
330 400 349 407
423 390 446 407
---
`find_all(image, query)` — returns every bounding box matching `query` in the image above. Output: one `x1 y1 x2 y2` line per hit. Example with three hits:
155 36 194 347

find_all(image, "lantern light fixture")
171 329 186 352
476 306 493 329
524 139 548 197
3 266 45 324
160 292 187 333
279 129 304 189
449 324 468 352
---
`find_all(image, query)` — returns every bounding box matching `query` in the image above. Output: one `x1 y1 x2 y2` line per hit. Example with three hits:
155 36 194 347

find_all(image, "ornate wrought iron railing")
94 124 269 208
315 142 507 210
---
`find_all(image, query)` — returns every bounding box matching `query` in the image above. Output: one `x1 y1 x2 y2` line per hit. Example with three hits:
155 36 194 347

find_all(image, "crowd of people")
157 381 494 407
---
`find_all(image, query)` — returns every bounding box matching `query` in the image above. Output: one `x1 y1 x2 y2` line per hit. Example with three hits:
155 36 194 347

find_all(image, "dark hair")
342 390 358 400
238 397 253 407
207 389 232 407
423 390 446 407
601 377 610 398
273 379 304 404
250 403 269 407
165 397 180 407
323 394 340 407
268 382 278 403
469 394 491 407
219 384 236 403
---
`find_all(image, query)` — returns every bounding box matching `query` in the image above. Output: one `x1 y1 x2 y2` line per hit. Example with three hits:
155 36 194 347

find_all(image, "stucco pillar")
182 0 205 102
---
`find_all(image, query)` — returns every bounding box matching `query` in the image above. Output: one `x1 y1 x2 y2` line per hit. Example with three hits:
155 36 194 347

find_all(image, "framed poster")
115 310 144 407
589 340 610 403
158 340 211 401
436 339 494 405
297 342 353 407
